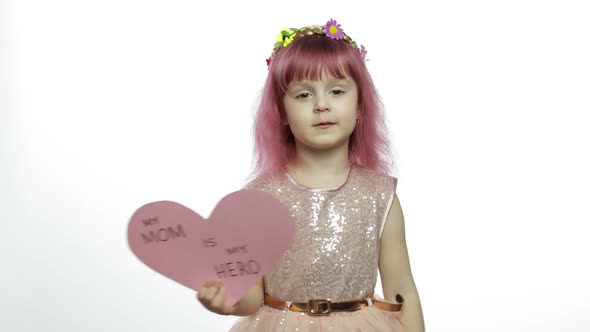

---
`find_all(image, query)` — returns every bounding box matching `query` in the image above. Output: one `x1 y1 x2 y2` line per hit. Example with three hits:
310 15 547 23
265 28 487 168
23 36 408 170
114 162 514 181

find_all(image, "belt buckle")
308 299 331 316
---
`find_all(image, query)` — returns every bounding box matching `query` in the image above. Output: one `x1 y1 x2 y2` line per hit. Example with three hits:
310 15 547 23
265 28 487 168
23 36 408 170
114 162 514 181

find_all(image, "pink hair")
248 34 395 180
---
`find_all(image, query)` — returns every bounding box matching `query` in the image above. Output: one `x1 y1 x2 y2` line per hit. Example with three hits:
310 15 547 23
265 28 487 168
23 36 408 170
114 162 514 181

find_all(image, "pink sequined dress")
229 165 406 331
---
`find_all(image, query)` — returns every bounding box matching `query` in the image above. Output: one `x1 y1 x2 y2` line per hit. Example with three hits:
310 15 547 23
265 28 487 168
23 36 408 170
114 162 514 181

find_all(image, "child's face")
283 74 359 152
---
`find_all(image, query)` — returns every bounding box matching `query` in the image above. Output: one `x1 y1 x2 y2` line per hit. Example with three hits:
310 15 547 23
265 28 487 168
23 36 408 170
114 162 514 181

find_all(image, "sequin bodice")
243 166 397 302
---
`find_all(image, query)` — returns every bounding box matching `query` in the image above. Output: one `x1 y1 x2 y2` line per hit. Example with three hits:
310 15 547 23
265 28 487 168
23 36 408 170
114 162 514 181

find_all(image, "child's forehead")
288 75 354 87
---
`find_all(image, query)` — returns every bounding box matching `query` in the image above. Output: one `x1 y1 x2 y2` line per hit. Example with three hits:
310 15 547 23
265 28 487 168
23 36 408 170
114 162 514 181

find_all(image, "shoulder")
354 167 398 192
242 172 282 191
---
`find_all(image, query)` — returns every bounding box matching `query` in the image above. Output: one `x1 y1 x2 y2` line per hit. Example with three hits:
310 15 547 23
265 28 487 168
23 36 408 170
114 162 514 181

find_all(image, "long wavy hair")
247 32 395 180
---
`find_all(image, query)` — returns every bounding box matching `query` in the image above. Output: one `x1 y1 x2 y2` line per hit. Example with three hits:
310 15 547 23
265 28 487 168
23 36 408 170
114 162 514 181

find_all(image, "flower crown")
266 18 367 67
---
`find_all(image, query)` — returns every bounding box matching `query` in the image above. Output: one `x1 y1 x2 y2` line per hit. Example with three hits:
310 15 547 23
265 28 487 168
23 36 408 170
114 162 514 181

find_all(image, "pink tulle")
230 305 407 332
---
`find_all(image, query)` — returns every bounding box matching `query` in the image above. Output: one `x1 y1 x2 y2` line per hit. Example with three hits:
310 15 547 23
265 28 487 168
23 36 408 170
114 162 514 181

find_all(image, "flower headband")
266 18 367 67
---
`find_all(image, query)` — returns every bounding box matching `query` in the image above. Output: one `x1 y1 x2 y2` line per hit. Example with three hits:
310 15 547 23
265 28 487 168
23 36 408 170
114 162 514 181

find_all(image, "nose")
314 95 330 113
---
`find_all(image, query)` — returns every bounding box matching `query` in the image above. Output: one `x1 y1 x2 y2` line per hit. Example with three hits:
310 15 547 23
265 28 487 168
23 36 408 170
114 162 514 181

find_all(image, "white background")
2 0 589 331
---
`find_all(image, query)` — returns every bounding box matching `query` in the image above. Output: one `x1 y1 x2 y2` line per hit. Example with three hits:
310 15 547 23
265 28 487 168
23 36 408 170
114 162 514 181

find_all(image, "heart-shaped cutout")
127 189 296 305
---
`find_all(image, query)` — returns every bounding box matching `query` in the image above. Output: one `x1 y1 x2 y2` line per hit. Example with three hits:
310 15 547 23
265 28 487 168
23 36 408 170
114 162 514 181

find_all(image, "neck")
287 140 350 175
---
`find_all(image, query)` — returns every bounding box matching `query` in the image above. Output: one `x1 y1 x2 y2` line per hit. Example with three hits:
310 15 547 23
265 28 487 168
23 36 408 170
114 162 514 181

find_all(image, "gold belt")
263 293 402 316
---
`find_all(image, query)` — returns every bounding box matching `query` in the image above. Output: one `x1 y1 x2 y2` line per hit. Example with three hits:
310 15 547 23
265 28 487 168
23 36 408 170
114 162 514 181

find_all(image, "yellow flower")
276 28 296 47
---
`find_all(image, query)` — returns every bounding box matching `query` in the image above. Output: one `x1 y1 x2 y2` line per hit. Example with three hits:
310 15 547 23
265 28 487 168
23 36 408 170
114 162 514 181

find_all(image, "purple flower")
322 19 344 40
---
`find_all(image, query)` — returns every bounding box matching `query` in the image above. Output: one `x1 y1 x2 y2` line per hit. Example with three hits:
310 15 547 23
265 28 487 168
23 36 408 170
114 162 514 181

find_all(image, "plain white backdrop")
2 0 589 331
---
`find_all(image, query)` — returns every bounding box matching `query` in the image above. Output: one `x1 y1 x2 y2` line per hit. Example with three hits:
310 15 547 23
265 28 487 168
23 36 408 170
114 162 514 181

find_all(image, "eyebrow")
289 78 352 89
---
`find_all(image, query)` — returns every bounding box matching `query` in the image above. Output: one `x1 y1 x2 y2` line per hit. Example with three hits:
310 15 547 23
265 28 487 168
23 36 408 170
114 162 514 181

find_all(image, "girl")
197 19 425 332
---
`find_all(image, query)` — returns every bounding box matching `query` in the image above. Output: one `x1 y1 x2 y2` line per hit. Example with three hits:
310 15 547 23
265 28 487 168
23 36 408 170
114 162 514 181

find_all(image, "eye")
331 89 345 96
295 92 312 99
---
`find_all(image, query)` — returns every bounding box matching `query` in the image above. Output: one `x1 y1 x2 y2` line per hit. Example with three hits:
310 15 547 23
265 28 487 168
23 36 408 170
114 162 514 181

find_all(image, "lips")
314 122 335 126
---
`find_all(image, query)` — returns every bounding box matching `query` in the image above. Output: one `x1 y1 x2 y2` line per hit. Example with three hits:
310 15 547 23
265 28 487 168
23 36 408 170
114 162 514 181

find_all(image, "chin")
303 138 350 150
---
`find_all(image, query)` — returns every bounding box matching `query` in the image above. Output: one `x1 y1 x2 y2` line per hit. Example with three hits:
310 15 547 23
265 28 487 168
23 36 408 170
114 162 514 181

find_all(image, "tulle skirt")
229 304 406 332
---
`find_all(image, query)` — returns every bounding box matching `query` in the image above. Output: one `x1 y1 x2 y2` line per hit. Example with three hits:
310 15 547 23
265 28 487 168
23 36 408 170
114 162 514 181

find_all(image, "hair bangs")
274 35 360 94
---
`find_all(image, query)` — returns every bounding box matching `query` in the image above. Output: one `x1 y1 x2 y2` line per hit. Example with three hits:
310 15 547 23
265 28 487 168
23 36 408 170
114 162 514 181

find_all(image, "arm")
379 192 425 332
197 278 264 317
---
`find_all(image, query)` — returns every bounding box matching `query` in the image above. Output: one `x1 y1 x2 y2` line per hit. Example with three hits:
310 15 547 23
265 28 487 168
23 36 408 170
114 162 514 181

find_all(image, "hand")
196 279 237 316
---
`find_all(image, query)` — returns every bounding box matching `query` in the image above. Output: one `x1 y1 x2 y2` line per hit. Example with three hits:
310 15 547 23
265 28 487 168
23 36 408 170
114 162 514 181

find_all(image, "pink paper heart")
127 189 296 305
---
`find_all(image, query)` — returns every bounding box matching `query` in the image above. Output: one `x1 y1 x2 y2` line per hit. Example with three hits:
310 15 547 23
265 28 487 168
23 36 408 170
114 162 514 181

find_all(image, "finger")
197 288 207 301
202 280 213 289
198 284 215 301
211 282 223 301
206 283 222 301
211 285 225 308
197 284 209 298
